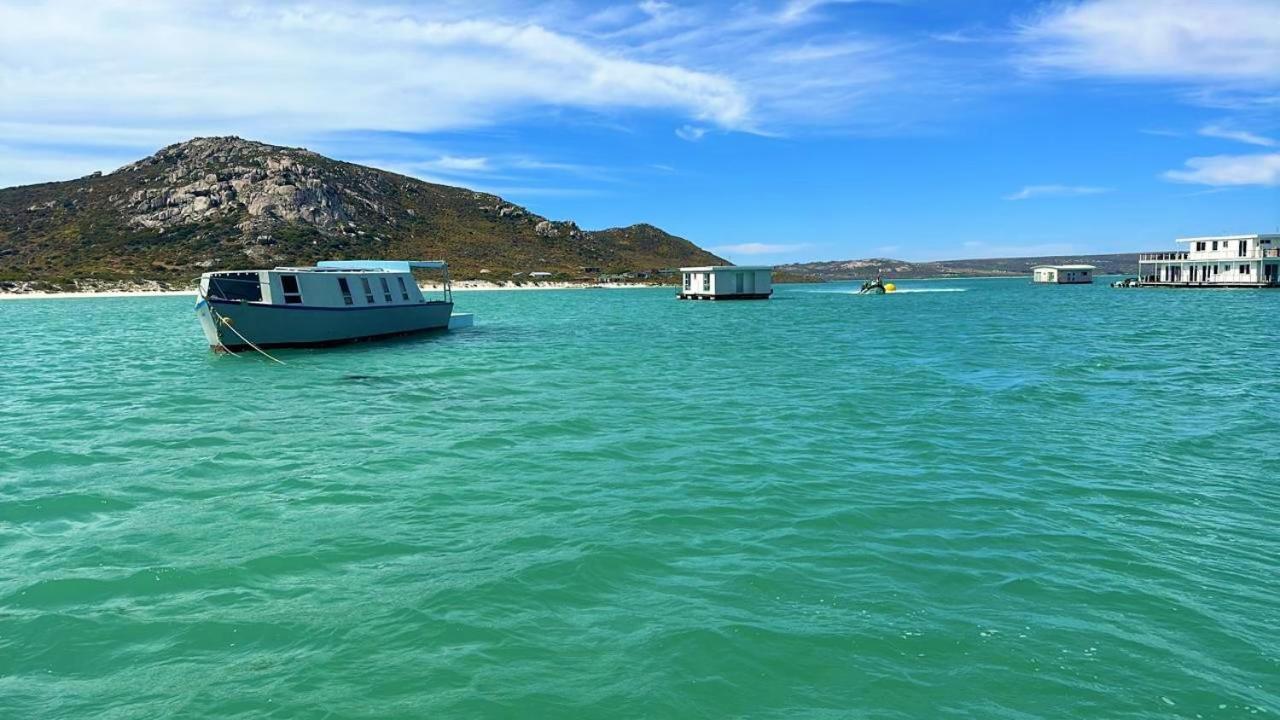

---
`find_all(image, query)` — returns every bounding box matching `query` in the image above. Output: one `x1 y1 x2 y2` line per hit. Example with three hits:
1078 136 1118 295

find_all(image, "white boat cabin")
201 260 452 307
678 265 773 300
1138 234 1280 287
1032 264 1095 284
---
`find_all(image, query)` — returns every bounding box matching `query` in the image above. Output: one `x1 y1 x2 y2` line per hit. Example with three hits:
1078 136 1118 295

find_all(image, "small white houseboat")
1137 234 1280 288
195 260 466 351
678 266 773 300
1032 264 1095 284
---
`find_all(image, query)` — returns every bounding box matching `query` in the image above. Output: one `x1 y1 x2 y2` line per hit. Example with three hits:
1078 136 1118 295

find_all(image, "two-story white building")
1137 234 1280 288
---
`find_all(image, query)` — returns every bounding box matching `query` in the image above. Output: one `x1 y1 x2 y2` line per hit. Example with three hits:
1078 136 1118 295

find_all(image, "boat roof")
680 265 773 272
204 260 448 276
316 260 447 271
1032 264 1096 270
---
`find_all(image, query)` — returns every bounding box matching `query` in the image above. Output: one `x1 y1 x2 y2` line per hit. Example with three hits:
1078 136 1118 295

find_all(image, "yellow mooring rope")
199 289 286 365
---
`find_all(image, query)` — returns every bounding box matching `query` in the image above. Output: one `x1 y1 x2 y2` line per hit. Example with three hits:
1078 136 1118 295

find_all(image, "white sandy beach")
0 281 666 300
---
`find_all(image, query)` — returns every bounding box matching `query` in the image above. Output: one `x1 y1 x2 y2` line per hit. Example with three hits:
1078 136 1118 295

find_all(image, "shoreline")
0 281 669 300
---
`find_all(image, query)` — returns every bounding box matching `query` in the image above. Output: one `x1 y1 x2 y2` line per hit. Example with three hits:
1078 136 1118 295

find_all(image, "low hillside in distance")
778 253 1139 281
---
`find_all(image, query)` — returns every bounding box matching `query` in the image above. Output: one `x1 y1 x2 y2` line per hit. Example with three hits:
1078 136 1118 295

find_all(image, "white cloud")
0 1 750 141
1018 0 1280 83
1162 153 1280 186
712 242 812 255
675 125 709 141
1005 185 1110 200
1199 125 1276 147
423 156 492 172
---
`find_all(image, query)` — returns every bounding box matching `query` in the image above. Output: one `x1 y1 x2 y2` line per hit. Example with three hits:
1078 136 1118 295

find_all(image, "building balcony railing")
1142 249 1279 261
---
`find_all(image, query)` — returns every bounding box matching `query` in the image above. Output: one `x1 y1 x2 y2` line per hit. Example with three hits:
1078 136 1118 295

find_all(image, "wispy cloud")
1018 0 1280 85
1005 185 1110 200
422 155 492 172
0 2 750 157
675 125 709 141
1162 153 1280 186
712 242 813 255
1199 125 1276 147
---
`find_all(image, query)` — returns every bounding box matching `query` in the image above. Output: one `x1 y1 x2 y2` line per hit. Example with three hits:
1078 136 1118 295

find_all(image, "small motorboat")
858 276 896 294
1111 277 1140 288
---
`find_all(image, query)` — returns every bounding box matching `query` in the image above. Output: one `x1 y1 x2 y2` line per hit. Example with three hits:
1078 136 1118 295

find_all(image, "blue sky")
1 0 1277 262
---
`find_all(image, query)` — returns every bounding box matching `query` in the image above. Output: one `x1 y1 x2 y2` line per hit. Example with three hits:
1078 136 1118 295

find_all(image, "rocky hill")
0 137 725 286
779 253 1139 281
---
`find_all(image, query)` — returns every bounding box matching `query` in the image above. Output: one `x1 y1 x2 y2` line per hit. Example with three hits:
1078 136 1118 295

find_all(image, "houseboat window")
361 277 375 303
1196 242 1206 251
1212 241 1218 251
736 272 745 293
1240 264 1251 275
337 277 354 305
208 273 262 302
683 274 691 291
702 273 710 291
1239 241 1247 257
280 274 303 304
397 276 410 300
379 277 393 302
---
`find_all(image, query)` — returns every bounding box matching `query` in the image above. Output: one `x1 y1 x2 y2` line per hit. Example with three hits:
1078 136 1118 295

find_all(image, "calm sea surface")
1 279 1278 719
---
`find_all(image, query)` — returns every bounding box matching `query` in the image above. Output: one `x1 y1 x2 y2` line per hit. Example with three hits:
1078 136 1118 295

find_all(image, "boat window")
702 273 710 292
361 277 375 303
208 272 262 302
683 274 691 291
380 277 393 303
338 277 354 305
397 276 410 300
280 274 303 304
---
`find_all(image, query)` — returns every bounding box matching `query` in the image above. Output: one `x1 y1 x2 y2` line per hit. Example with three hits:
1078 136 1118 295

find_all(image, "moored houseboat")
1032 264 1095 284
1137 234 1280 288
678 265 773 300
195 260 465 351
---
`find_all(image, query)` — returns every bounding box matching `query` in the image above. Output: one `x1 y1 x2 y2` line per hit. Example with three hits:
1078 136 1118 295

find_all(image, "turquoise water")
2 279 1278 718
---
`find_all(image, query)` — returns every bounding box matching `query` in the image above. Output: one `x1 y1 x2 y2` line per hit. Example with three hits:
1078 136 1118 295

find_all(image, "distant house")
529 271 553 278
678 265 773 300
1032 264 1095 284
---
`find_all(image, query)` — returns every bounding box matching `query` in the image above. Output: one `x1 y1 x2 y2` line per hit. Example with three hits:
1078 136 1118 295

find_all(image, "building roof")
680 265 773 272
1176 234 1280 243
1032 264 1096 270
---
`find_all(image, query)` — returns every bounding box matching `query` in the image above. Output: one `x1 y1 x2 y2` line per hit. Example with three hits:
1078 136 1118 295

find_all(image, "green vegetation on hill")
0 137 725 286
